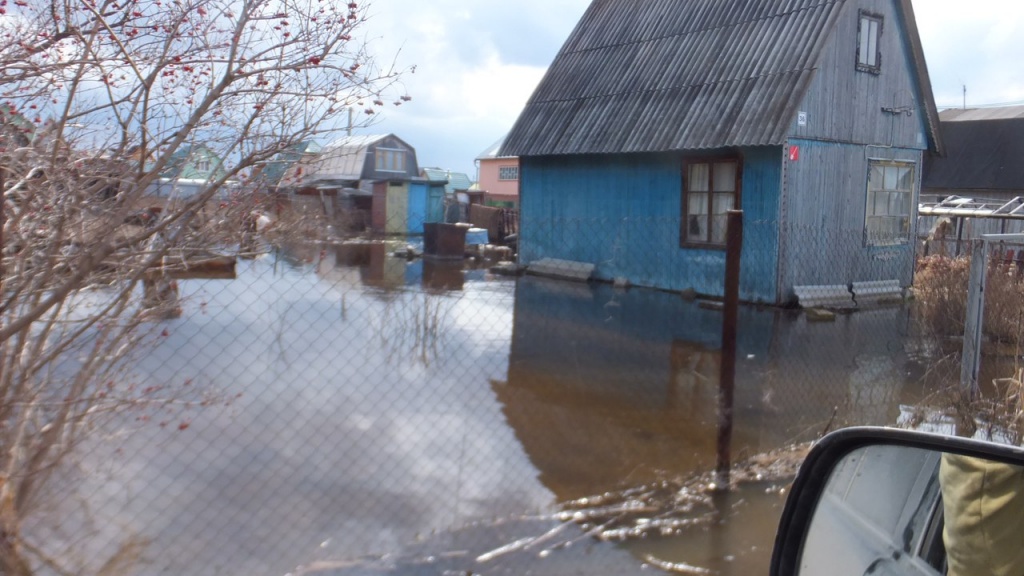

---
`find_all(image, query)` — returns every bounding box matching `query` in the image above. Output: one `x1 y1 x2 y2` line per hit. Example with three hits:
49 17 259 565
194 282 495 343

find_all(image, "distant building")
421 167 476 223
148 144 232 198
475 135 519 207
924 106 1024 202
0 104 35 148
257 141 323 193
421 167 473 195
311 134 439 235
919 106 1024 243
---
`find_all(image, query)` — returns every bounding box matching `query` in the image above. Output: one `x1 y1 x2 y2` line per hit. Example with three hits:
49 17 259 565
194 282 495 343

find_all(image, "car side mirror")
770 427 1024 576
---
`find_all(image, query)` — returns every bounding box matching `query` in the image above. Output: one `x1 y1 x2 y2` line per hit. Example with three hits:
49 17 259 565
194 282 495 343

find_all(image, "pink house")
475 135 519 206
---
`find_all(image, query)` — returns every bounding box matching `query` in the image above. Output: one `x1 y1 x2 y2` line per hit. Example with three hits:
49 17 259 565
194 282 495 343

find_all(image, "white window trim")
856 11 883 74
864 159 915 247
498 165 519 181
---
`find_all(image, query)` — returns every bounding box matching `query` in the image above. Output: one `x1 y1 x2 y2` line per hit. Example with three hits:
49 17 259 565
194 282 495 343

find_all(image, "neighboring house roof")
503 0 941 157
447 172 473 193
476 134 514 160
421 167 448 184
159 144 222 180
260 141 322 186
0 104 35 146
314 134 413 181
938 105 1024 122
421 167 473 194
923 114 1024 193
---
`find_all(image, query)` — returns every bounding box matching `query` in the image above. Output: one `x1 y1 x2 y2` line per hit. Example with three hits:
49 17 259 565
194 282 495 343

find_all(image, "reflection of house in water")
419 260 465 292
329 243 469 293
495 277 922 501
333 242 408 290
768 307 922 428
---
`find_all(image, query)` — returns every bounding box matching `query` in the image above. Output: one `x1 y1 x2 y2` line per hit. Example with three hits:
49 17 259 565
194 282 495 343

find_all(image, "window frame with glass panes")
856 10 883 74
681 158 741 248
865 160 915 246
375 148 407 173
498 166 519 181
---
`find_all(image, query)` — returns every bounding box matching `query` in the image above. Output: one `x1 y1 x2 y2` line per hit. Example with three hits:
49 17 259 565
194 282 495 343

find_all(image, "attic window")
857 11 883 74
376 148 407 173
194 158 211 172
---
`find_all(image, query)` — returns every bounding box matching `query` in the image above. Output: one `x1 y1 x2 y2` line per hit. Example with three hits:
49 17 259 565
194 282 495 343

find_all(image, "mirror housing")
770 427 1024 576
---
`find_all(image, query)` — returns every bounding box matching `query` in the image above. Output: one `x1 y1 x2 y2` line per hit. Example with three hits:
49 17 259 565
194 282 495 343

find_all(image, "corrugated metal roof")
420 168 473 193
923 117 1024 192
260 141 323 186
475 134 513 160
503 0 941 157
313 134 389 181
421 167 449 183
448 172 473 192
939 106 1024 122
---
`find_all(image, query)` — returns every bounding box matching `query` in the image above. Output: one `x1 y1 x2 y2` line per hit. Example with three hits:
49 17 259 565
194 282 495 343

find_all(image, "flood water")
39 243 944 575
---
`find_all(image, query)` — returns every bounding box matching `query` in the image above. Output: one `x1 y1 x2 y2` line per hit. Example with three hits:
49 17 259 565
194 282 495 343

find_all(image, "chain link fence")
14 211 992 575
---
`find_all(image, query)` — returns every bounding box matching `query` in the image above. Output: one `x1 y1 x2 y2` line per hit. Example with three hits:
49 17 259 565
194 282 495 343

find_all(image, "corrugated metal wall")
519 147 782 302
778 139 922 297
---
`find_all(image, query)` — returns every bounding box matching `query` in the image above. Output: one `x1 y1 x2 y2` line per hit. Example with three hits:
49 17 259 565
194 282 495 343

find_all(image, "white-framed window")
681 158 740 247
498 165 519 181
865 160 915 246
194 157 211 172
857 11 883 74
375 148 406 173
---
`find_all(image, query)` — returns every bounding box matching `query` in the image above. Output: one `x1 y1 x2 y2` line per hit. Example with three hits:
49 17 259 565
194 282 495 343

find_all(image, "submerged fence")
8 213 1009 575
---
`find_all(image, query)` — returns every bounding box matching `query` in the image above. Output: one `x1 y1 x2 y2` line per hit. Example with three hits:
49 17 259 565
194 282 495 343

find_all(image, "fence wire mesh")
4 209 1003 576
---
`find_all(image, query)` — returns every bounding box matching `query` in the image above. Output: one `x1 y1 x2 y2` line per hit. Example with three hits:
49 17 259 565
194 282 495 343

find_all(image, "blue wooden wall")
407 181 429 234
519 147 782 302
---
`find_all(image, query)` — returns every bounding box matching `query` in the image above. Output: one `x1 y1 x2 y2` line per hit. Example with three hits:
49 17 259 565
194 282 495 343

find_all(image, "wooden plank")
526 258 595 282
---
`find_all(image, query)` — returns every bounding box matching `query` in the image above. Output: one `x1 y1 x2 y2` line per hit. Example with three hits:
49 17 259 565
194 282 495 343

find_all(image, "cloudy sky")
355 0 1024 178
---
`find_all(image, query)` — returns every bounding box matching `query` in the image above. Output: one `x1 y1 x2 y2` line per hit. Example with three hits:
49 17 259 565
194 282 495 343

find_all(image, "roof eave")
897 0 944 156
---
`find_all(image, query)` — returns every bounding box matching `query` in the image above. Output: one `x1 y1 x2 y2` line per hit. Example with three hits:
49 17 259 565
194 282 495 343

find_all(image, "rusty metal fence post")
716 210 743 488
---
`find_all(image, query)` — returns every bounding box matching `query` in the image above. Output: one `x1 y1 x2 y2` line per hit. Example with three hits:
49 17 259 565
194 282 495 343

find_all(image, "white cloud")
351 0 1024 175
914 0 1024 107
345 0 589 174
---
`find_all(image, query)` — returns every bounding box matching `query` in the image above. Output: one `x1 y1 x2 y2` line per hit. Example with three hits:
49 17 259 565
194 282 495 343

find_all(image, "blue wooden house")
502 0 943 304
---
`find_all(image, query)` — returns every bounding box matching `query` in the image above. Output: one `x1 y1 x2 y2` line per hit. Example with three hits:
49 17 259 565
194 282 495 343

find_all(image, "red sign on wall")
789 145 800 162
